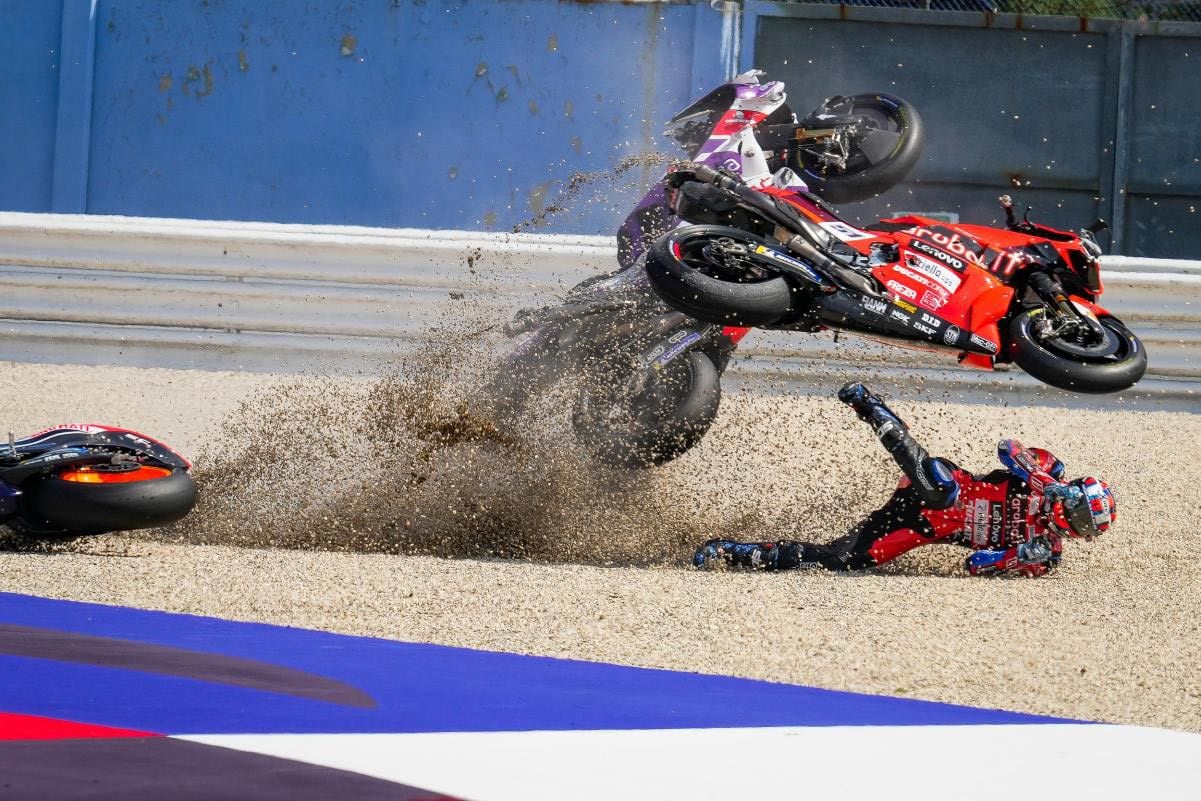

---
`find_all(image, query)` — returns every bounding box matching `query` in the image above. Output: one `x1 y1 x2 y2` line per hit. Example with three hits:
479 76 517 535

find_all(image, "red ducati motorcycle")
648 167 1146 396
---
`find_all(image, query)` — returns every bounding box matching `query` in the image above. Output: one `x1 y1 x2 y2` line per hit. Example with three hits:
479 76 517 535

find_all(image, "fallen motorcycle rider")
694 383 1115 576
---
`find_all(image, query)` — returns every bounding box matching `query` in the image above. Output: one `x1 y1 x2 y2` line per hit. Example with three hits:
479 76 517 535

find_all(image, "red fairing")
25 423 191 469
721 326 752 344
0 711 158 741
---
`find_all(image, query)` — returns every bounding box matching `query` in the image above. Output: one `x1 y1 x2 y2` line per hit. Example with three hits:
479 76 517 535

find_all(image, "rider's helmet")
1045 477 1116 539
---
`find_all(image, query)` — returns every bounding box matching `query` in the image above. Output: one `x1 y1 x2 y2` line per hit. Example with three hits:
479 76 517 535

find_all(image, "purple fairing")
616 180 672 268
616 149 749 268
735 81 782 100
616 76 777 267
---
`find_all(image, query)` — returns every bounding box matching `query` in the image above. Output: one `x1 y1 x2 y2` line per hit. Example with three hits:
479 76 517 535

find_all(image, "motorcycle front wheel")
1007 308 1148 394
645 225 795 327
20 466 197 536
571 350 721 469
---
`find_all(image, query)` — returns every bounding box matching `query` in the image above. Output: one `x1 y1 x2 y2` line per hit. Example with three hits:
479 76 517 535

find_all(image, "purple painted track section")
0 737 459 800
0 592 1074 735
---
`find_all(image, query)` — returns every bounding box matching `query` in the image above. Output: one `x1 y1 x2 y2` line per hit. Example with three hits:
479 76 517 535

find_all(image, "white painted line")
184 724 1201 801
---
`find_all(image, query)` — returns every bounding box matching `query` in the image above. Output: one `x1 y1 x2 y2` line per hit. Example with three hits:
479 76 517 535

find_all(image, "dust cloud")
156 326 717 565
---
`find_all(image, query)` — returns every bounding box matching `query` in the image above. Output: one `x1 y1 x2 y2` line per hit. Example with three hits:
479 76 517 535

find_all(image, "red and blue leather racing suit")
768 441 1066 576
697 385 1068 576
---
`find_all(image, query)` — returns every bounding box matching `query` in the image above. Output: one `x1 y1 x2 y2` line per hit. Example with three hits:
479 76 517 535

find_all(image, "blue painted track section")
0 592 1074 734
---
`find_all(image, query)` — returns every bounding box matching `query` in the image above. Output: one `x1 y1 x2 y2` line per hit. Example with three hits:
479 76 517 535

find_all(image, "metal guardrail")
0 212 1197 401
773 0 1201 22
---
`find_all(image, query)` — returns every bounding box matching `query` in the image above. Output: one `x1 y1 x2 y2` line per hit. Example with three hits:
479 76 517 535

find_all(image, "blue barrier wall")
0 1 64 212
4 0 728 233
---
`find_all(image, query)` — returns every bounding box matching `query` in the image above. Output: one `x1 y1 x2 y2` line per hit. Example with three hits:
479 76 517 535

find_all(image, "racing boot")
838 382 913 448
837 383 958 509
693 539 779 570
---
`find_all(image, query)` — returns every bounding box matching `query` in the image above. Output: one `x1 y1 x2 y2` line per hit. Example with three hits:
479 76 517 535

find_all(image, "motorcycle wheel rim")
1030 311 1128 363
674 233 779 284
58 465 173 484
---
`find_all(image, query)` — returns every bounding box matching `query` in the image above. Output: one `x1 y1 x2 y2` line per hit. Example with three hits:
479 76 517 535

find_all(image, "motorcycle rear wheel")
1008 309 1147 394
795 93 924 205
20 467 197 536
645 225 794 326
571 350 721 469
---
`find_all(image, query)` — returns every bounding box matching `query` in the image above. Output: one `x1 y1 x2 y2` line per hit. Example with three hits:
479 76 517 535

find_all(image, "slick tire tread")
645 226 794 327
22 469 197 536
1008 310 1148 394
800 94 925 205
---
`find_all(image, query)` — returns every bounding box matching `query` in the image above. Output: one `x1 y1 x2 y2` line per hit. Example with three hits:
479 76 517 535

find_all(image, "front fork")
1026 272 1107 343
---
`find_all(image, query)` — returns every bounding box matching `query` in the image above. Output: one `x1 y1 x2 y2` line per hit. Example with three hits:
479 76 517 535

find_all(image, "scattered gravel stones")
1 360 1199 732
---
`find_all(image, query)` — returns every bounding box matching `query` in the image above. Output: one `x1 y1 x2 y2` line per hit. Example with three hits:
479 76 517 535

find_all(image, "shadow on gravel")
0 529 148 558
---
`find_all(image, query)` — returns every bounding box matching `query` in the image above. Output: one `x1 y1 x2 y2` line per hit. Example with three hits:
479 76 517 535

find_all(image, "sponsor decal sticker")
905 225 985 264
905 255 963 293
990 502 1004 547
894 264 944 293
989 246 1031 278
31 424 111 436
752 245 823 284
943 324 961 345
972 499 990 547
919 312 941 328
913 321 937 335
969 332 999 354
910 239 966 271
820 221 876 242
889 308 911 323
862 297 888 315
920 289 948 311
893 299 917 314
886 280 917 300
652 331 703 367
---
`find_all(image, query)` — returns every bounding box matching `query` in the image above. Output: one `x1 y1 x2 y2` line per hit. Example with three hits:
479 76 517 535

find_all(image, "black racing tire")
21 468 197 536
796 93 924 205
1007 309 1148 394
572 350 721 469
645 225 794 326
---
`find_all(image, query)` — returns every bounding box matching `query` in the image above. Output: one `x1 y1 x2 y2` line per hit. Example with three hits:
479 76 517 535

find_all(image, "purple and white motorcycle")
488 71 924 469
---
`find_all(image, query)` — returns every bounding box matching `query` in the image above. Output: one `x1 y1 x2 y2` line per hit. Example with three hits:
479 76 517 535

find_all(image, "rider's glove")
1018 535 1054 566
838 382 910 446
838 382 870 408
838 382 901 428
966 537 1057 577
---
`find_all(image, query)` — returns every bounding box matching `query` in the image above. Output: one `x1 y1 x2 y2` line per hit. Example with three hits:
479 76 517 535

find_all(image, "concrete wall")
3 0 728 233
748 3 1201 258
6 1 1201 256
0 1 64 212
